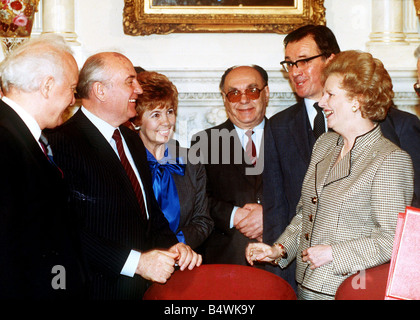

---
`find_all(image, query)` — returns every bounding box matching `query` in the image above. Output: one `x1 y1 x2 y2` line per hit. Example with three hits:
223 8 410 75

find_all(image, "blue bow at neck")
146 146 186 243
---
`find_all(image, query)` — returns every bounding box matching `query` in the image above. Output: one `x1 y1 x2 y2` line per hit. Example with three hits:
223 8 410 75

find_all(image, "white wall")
3 0 419 145
74 0 377 69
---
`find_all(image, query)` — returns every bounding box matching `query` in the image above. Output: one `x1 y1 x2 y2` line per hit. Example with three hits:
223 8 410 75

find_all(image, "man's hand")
234 203 263 241
136 249 178 283
169 243 202 271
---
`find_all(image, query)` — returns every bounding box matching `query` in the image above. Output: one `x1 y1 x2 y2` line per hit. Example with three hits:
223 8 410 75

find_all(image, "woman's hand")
301 245 333 270
245 242 284 265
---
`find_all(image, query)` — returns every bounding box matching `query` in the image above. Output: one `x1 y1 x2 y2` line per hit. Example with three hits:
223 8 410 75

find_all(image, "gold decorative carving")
415 0 420 18
123 0 326 36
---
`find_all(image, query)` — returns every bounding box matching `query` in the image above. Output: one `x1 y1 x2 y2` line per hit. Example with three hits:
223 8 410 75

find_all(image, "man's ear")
92 81 106 102
325 53 336 65
220 90 227 104
40 76 55 99
264 85 270 101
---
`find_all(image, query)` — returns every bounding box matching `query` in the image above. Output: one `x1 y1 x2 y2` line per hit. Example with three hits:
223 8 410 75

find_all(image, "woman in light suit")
130 71 213 249
246 50 414 300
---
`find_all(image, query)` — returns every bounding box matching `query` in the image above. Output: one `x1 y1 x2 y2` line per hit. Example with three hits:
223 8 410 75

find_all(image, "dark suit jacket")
380 107 420 208
167 143 213 249
263 101 420 291
0 100 86 299
47 109 177 300
191 119 264 265
263 100 312 290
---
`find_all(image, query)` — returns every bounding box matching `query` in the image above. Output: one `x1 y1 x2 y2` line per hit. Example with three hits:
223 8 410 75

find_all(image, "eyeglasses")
224 85 267 103
280 53 325 72
414 83 420 97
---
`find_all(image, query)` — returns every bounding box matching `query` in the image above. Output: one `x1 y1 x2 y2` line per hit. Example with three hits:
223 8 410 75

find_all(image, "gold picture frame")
123 0 326 36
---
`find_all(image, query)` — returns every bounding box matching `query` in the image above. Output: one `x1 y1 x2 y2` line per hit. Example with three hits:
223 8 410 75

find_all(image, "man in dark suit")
263 24 420 291
0 35 86 299
191 65 268 265
48 52 201 299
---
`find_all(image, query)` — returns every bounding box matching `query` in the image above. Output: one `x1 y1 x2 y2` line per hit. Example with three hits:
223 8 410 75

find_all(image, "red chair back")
335 263 390 300
143 264 296 300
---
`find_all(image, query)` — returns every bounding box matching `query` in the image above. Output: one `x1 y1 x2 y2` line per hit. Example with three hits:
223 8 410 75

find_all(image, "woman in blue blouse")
132 71 213 249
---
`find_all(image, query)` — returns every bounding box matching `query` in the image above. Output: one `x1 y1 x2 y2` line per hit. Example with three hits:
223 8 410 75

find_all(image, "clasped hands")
136 243 202 283
245 242 333 270
234 203 263 241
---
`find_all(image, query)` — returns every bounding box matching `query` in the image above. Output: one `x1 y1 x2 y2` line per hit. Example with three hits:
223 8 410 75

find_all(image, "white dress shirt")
2 96 44 152
81 107 147 277
229 119 265 228
304 98 327 130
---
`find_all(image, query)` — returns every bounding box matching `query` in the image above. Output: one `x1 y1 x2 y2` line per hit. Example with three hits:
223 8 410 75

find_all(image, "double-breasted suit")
0 99 86 299
192 119 264 265
47 109 177 299
275 126 414 298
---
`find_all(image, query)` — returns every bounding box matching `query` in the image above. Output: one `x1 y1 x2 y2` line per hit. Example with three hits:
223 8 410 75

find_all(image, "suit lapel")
222 120 261 188
315 145 349 195
0 100 62 179
289 101 313 166
71 110 143 214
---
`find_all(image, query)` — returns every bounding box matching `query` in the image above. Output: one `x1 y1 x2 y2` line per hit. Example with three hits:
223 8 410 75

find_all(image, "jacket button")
311 197 318 204
305 233 310 240
309 214 313 222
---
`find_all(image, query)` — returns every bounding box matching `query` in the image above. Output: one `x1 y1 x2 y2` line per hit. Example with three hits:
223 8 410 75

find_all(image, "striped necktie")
39 133 63 178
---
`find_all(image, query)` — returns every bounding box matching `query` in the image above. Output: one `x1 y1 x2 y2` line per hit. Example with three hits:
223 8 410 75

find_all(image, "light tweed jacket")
276 125 414 297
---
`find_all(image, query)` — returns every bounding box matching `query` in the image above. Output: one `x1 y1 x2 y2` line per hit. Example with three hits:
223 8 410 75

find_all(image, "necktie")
39 133 63 178
313 102 325 139
112 129 146 220
245 129 257 166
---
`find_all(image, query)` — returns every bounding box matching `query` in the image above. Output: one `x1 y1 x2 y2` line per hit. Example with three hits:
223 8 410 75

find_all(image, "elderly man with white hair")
0 34 86 299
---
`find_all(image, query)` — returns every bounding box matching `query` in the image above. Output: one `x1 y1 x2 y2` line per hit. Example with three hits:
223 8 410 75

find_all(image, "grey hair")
76 52 133 99
75 52 114 99
219 64 268 91
0 34 73 94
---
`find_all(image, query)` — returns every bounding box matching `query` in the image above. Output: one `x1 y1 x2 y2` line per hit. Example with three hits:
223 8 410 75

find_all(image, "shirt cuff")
120 250 141 277
230 206 239 229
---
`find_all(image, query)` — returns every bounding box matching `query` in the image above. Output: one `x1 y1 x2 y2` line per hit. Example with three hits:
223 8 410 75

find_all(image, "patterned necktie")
245 129 257 166
313 102 325 139
112 129 146 220
39 133 63 178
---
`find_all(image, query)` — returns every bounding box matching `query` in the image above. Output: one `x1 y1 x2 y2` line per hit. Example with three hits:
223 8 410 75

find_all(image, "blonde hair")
322 50 394 122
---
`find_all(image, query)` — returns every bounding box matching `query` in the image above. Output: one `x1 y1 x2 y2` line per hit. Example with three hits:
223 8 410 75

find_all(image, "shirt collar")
304 98 318 119
233 118 265 139
81 106 119 143
2 96 42 142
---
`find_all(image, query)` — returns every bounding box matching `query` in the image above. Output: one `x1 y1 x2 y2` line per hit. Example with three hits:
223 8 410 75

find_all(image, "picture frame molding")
123 0 326 36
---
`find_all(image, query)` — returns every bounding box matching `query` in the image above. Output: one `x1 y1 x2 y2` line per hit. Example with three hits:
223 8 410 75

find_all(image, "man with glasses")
191 65 269 265
263 25 420 292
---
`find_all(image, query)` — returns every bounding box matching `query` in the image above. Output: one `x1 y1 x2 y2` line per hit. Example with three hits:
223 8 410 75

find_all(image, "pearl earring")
352 106 357 112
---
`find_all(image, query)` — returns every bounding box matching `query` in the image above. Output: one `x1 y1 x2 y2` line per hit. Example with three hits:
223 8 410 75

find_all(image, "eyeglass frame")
280 53 326 73
223 84 268 103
